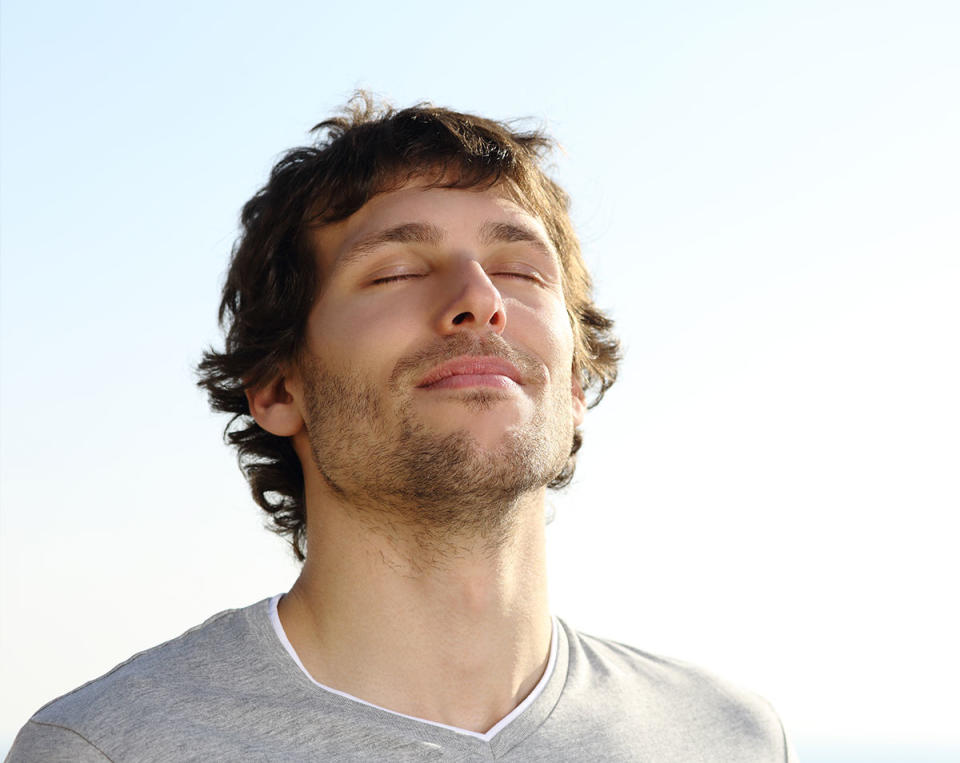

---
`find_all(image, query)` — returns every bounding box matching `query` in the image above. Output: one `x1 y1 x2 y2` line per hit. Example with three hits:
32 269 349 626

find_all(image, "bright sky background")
2 1 958 759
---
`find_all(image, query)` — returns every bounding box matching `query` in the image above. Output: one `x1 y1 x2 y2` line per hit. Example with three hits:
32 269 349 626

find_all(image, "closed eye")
371 273 424 285
490 270 543 283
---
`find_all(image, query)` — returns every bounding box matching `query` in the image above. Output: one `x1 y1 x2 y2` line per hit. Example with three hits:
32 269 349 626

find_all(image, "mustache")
389 334 544 389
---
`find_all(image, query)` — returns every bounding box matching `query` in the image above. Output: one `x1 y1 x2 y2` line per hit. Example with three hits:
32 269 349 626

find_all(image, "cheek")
510 298 576 371
305 294 426 368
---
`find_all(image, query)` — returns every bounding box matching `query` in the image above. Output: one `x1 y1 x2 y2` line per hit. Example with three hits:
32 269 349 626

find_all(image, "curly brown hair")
197 93 620 560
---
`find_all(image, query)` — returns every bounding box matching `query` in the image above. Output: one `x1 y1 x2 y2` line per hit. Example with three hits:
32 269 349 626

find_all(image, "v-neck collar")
264 593 568 755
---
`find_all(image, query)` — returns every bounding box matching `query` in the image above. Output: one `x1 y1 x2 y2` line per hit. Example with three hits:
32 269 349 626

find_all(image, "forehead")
308 182 555 272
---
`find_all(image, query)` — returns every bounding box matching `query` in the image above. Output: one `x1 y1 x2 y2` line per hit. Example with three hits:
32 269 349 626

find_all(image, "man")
9 95 792 761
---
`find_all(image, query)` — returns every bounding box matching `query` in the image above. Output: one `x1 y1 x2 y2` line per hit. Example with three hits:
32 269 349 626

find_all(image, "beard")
300 334 574 545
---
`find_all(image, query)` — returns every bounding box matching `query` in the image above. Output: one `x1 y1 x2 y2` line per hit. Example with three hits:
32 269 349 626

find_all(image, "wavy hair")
197 93 620 560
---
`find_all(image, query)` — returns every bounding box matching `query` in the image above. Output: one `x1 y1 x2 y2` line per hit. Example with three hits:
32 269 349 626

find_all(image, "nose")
435 260 506 336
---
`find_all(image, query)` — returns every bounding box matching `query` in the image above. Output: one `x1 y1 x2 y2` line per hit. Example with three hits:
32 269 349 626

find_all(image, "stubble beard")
300 341 573 555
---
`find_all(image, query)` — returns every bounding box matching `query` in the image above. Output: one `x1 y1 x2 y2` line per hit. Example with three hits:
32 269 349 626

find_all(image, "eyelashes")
370 271 543 287
371 273 423 285
493 271 543 283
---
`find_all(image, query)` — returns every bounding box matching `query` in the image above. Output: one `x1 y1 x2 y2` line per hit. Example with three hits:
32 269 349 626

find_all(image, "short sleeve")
5 720 112 762
780 715 798 762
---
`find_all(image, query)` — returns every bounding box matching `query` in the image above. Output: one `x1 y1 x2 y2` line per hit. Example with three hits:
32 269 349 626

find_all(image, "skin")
248 181 586 733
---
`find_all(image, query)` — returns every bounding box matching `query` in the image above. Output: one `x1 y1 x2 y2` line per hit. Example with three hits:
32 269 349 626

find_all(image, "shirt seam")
30 606 243 717
26 720 115 762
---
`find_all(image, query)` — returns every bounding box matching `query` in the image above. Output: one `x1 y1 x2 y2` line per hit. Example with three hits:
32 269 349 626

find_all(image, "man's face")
291 181 584 534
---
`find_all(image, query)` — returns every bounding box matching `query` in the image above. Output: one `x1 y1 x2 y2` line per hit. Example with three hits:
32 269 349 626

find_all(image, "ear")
571 376 587 428
246 373 305 437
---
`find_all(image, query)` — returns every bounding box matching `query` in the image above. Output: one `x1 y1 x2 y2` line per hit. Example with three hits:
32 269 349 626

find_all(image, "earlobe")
246 374 305 437
571 378 587 428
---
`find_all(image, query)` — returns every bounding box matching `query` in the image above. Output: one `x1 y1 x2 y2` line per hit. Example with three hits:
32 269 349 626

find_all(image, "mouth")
416 356 524 390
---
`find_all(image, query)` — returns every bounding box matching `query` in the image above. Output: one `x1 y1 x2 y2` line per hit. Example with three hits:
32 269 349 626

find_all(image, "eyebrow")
339 222 444 268
335 219 556 271
478 221 555 259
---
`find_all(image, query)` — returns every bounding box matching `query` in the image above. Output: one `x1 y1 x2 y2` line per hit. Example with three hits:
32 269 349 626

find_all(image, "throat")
275 590 555 735
277 497 552 734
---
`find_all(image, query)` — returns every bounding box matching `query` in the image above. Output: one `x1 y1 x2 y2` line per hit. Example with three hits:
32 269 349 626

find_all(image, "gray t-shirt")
7 598 792 761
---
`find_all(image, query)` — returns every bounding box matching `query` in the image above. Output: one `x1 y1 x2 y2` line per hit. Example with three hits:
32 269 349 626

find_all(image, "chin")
423 403 530 443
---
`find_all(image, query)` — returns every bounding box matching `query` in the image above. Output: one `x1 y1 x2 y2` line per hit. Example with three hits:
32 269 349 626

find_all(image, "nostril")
452 312 471 325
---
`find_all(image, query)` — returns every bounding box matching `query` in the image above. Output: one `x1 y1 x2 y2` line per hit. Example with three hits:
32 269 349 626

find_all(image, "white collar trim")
267 593 558 742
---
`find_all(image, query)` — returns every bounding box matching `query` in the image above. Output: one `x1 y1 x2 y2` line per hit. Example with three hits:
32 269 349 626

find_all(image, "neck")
277 489 552 733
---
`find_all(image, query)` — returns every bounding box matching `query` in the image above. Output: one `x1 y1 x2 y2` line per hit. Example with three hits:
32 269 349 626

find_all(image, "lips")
416 356 523 389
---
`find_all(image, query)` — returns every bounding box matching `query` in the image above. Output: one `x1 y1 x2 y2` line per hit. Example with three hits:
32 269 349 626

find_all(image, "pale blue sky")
2 1 958 758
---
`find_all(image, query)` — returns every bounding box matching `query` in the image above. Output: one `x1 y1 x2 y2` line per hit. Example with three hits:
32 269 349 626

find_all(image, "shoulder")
8 599 275 760
6 721 111 762
566 623 773 709
555 620 790 761
32 601 265 724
